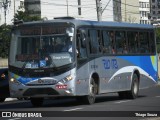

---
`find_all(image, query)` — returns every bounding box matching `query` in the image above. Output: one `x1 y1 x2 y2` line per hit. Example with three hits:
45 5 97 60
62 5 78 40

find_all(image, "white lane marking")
64 108 83 111
8 118 21 120
155 96 160 97
115 100 132 104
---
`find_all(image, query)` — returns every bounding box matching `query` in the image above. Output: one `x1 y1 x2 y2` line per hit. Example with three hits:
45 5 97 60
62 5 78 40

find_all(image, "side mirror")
66 27 74 37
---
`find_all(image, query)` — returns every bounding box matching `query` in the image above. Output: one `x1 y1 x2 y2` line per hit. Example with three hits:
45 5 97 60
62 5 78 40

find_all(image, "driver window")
77 29 87 59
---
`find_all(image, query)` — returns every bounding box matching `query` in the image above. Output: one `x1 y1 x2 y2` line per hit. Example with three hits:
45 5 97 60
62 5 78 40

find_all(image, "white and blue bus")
9 17 158 106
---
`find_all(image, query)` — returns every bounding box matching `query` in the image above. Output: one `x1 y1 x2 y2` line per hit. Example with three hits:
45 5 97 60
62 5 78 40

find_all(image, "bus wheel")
30 97 44 107
0 98 5 102
127 74 139 99
84 78 96 104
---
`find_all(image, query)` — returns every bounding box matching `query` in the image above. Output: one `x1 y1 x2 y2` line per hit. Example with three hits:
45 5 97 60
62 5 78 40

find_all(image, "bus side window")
150 32 155 54
77 29 87 58
97 30 103 53
139 32 149 53
115 31 127 54
88 30 99 54
102 31 112 54
128 32 138 53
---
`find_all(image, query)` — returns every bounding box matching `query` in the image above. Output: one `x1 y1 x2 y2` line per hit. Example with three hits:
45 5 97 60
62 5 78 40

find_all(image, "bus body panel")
76 55 157 95
9 68 77 98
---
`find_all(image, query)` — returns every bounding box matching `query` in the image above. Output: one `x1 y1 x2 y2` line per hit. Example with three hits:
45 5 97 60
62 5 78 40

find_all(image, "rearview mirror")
66 27 74 37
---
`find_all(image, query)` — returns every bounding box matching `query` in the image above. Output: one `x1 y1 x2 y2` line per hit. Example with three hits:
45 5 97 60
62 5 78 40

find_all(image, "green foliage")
0 10 41 58
0 24 12 58
14 10 41 22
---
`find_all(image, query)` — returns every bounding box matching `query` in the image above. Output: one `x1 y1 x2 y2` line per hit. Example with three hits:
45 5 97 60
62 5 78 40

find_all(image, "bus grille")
26 84 56 86
27 73 50 78
23 88 59 96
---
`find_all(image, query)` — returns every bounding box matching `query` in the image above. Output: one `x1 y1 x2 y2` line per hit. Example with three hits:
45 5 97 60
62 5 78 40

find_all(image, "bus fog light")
65 90 71 94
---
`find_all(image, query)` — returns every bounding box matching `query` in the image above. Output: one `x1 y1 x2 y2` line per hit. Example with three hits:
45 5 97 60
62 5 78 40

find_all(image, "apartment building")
139 0 150 24
24 0 122 22
150 0 160 20
0 0 24 25
150 0 160 25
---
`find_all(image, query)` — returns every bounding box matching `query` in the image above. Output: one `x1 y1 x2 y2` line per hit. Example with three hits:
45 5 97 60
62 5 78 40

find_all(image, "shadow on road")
0 94 146 110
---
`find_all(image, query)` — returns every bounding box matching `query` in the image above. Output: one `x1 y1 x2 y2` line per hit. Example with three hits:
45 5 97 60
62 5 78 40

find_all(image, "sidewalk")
5 98 18 102
0 58 8 68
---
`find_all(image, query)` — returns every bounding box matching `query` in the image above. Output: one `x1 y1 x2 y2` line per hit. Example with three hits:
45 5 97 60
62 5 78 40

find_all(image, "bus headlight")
10 78 21 85
59 75 73 83
65 75 73 81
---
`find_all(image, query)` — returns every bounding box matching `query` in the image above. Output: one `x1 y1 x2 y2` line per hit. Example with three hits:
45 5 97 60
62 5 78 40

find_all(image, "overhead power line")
113 0 140 8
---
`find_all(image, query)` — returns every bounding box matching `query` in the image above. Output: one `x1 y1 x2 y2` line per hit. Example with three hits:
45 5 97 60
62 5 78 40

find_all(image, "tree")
14 10 41 22
0 10 41 58
0 24 12 58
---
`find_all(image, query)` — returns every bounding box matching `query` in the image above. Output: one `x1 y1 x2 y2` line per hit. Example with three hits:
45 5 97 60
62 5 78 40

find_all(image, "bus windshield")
9 24 75 69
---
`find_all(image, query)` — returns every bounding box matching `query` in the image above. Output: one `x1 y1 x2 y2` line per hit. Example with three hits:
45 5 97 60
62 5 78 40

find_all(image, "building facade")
150 0 160 20
121 0 140 23
150 0 160 25
24 0 122 22
0 0 24 25
139 0 150 24
113 0 122 22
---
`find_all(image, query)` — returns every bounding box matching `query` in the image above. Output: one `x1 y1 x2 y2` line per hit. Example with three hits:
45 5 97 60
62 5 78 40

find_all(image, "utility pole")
125 0 127 22
96 0 102 21
66 0 69 16
14 0 15 19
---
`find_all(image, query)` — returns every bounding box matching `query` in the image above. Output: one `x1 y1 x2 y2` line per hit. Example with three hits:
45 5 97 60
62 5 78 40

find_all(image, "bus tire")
0 98 5 102
30 97 44 107
127 74 139 99
83 78 96 104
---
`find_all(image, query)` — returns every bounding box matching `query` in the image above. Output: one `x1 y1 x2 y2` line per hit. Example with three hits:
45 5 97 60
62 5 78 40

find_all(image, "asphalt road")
0 84 160 120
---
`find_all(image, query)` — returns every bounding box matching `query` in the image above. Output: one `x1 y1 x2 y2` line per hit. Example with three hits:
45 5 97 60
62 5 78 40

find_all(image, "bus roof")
17 18 154 29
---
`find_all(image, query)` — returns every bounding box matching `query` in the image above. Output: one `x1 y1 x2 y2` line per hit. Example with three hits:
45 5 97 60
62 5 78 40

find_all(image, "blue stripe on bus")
117 56 158 81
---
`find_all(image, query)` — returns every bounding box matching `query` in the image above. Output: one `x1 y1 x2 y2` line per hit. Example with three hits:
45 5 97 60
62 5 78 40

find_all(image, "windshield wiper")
47 56 57 70
21 55 31 72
